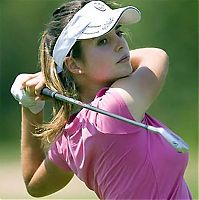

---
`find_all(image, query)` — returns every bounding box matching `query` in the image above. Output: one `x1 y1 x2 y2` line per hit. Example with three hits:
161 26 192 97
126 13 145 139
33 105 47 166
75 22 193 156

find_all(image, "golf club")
41 87 189 153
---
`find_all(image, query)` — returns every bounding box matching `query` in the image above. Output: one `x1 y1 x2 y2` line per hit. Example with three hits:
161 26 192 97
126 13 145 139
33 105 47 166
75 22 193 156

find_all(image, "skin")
16 25 169 197
18 73 74 197
66 25 133 103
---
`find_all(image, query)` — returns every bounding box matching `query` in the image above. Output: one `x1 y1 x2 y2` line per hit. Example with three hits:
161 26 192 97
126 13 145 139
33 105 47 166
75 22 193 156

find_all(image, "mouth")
116 55 130 64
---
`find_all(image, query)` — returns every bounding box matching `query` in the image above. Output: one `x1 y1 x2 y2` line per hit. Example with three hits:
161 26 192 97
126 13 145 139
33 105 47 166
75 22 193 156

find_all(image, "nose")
114 35 124 52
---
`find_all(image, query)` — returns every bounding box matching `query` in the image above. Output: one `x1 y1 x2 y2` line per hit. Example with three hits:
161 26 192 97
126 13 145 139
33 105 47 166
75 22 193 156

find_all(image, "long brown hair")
36 0 118 147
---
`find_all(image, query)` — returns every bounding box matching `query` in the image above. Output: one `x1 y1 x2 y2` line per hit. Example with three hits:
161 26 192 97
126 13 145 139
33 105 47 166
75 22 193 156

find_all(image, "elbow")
153 48 169 68
150 48 169 76
26 185 49 198
27 189 45 198
161 49 169 75
131 47 169 71
156 49 169 84
24 178 45 197
146 48 169 82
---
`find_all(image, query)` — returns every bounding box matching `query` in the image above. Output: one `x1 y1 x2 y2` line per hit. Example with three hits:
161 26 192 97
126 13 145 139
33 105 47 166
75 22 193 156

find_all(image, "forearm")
21 107 45 185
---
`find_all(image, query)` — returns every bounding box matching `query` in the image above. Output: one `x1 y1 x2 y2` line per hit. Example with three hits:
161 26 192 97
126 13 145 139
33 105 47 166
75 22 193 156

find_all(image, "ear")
64 57 84 75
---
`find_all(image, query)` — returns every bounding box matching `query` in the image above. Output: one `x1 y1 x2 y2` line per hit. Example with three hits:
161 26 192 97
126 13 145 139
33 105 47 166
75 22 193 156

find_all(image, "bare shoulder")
111 48 169 121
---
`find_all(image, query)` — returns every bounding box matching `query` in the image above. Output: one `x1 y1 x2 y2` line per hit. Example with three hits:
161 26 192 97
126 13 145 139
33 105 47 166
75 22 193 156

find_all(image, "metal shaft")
41 87 189 153
42 88 151 130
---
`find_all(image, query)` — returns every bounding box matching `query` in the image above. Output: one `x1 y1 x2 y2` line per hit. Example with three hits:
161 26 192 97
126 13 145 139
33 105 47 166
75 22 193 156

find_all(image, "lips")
117 54 130 64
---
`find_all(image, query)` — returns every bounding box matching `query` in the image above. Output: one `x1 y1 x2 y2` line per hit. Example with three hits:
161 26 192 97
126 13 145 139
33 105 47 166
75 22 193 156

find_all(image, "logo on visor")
102 17 114 30
94 2 106 11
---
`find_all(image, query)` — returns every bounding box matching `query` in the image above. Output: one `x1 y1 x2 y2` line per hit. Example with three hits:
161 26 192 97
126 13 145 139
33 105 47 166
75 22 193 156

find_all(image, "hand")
11 72 45 114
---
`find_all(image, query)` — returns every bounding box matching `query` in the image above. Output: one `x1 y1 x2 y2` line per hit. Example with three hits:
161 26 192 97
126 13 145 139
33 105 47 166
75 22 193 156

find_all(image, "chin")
115 72 131 80
121 66 133 77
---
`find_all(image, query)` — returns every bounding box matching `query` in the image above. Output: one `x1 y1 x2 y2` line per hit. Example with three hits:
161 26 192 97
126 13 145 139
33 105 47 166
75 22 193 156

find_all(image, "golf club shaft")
41 87 189 153
41 88 152 131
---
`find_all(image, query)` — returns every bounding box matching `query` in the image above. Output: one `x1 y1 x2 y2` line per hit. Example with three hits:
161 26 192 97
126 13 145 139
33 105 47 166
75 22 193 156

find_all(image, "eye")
116 30 125 37
97 38 108 46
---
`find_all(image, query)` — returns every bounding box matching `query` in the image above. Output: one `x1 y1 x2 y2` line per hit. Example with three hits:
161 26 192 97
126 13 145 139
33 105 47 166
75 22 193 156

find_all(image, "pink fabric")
48 87 192 199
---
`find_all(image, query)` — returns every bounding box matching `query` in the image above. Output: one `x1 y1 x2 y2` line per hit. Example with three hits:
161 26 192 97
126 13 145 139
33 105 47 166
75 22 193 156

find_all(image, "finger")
34 79 45 95
25 78 39 87
25 85 36 96
35 96 41 101
25 72 45 87
14 74 35 89
22 72 42 80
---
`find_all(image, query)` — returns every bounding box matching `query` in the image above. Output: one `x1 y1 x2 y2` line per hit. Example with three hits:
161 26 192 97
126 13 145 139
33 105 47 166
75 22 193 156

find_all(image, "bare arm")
111 48 169 121
21 107 45 186
22 107 74 197
13 73 73 197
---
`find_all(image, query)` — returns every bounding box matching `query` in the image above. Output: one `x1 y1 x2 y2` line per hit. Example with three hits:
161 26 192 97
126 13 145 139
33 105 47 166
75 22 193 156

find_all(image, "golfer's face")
80 25 132 85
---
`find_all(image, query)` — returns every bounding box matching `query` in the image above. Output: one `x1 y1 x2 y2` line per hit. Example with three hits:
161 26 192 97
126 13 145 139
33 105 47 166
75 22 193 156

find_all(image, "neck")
78 79 113 103
73 74 113 103
78 84 105 103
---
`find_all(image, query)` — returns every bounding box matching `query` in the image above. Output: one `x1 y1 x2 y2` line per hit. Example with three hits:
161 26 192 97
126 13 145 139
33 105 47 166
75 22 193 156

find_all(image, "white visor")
53 1 141 72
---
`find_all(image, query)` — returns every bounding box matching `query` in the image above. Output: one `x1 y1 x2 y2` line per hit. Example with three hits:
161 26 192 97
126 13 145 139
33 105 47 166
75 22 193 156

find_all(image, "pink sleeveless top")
48 87 192 199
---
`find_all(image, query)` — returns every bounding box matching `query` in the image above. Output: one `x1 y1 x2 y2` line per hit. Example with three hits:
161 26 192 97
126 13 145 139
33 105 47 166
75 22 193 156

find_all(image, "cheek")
83 52 113 82
91 48 111 63
86 49 112 71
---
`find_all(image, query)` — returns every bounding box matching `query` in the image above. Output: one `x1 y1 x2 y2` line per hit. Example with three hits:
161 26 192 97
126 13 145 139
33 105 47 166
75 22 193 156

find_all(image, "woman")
11 0 192 199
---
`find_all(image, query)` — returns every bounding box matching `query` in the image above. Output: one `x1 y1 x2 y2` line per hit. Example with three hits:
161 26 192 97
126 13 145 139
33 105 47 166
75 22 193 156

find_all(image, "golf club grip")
41 87 57 98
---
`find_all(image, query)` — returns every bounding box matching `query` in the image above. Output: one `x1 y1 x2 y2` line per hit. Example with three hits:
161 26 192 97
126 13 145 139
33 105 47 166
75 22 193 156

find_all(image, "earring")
78 69 82 74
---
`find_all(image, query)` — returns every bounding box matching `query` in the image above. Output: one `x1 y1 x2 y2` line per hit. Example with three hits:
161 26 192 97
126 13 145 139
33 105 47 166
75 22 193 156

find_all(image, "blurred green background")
0 0 198 199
